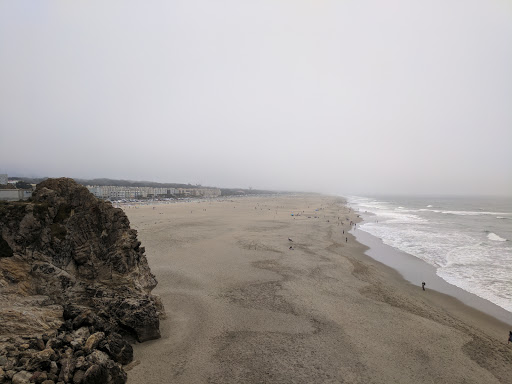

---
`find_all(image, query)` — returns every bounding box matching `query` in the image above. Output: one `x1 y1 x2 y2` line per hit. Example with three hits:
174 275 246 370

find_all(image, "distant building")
85 185 221 200
0 189 32 201
0 174 8 185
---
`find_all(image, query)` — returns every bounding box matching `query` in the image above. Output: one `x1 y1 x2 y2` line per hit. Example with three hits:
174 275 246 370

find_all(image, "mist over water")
348 196 512 313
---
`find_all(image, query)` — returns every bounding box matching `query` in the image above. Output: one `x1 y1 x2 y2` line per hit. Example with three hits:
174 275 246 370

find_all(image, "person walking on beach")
508 331 512 344
346 237 348 243
422 282 426 291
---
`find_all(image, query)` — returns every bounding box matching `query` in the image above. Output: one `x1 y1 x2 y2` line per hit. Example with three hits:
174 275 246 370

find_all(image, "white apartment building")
86 185 182 200
0 189 32 201
86 185 220 200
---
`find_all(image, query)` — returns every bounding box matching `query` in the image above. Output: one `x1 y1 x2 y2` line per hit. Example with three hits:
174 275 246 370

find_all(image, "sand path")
125 195 511 383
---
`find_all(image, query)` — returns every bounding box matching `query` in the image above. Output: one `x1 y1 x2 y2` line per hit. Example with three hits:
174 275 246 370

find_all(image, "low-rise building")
0 189 32 201
85 185 221 200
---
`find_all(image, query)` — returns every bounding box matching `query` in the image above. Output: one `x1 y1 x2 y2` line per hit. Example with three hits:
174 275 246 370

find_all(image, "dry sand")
124 195 512 384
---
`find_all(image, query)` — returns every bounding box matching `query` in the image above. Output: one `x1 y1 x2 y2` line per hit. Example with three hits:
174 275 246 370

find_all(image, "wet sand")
352 229 512 326
125 195 512 384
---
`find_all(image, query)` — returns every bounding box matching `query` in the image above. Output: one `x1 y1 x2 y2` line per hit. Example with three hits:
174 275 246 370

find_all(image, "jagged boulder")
0 178 164 382
0 178 162 342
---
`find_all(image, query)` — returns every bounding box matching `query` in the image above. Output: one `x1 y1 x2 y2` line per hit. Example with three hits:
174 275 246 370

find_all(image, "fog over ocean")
348 196 512 313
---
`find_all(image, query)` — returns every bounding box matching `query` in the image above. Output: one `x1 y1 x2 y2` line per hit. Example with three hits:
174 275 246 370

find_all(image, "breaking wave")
419 209 510 216
348 196 512 313
487 233 507 242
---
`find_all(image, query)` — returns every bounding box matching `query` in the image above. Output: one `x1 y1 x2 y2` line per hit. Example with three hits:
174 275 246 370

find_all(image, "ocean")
347 195 512 314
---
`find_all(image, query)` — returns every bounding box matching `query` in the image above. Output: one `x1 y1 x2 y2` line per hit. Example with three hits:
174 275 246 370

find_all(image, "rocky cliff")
0 178 163 383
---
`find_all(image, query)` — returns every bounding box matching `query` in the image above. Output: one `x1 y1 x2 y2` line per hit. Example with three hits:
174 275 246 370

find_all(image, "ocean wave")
442 210 511 216
419 209 511 216
438 265 512 313
358 223 471 268
383 212 426 223
487 233 507 242
350 196 512 313
359 223 512 311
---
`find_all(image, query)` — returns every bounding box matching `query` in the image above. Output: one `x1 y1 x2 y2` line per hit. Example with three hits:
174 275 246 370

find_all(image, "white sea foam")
487 232 507 242
438 266 512 313
350 195 512 314
440 210 509 216
418 209 510 216
437 244 512 312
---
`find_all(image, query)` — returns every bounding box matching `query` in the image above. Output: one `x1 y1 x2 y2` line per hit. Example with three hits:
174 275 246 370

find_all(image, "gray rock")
29 371 47 384
0 179 161 384
83 333 104 355
82 364 107 384
12 370 32 384
49 361 58 375
0 178 162 342
86 350 109 366
27 348 55 371
46 338 64 351
72 370 85 384
98 334 133 365
57 357 76 383
74 356 87 371
105 362 127 384
72 328 90 341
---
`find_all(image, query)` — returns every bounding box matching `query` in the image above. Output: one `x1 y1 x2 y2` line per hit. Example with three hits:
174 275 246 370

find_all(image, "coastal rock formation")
0 178 163 383
0 305 134 384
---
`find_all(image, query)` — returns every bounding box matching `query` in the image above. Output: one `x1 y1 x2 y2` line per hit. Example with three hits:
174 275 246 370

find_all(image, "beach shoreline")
125 194 512 383
351 227 512 326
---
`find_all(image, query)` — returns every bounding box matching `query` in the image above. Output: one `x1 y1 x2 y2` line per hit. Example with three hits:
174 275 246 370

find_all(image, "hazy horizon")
4 174 512 199
1 1 511 196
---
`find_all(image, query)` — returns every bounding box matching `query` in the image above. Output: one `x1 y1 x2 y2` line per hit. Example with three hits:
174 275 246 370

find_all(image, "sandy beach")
124 195 512 384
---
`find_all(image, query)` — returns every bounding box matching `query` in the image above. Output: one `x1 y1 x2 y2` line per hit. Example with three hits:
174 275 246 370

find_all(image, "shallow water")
347 195 512 314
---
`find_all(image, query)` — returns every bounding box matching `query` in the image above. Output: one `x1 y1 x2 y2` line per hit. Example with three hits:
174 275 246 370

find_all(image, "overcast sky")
0 1 511 196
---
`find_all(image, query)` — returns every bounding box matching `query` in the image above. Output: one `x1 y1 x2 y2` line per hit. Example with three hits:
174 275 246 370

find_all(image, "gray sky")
1 1 511 196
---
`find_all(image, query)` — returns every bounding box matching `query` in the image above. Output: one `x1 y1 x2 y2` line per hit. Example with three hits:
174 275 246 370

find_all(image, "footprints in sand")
221 280 296 315
209 321 367 384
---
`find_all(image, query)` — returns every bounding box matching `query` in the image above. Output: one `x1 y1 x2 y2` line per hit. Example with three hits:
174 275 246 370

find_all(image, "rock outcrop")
0 178 163 383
